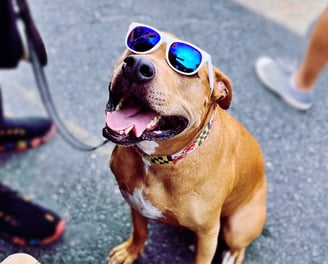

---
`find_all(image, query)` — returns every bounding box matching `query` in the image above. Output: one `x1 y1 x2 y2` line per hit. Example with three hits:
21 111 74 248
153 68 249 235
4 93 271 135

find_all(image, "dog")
103 22 267 264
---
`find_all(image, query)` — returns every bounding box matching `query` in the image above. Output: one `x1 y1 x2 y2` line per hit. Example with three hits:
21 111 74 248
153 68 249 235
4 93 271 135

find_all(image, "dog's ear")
211 67 233 110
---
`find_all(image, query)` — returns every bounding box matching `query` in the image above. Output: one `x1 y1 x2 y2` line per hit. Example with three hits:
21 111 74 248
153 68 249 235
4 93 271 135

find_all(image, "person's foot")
0 117 55 152
0 90 55 152
0 183 65 246
255 56 313 110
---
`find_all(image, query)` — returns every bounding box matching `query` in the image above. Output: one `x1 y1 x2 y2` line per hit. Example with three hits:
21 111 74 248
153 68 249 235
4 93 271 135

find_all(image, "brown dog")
103 23 267 264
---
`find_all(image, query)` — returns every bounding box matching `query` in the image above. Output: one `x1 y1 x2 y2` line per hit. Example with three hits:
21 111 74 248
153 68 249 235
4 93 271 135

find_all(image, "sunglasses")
125 22 214 92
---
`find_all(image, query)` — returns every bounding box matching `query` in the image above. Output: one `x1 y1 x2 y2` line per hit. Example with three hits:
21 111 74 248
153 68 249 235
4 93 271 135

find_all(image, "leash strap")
29 39 109 151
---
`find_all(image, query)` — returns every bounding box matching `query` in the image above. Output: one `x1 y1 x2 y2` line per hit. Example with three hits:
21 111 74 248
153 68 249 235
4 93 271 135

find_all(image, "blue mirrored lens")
127 26 161 52
168 42 202 73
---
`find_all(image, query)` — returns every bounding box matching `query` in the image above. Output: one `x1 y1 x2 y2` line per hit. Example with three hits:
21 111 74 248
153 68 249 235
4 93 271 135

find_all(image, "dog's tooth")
147 115 161 130
115 101 123 111
124 126 133 135
146 123 153 130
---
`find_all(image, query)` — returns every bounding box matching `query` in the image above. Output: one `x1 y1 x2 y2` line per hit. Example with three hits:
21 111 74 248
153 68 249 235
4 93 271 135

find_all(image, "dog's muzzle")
102 57 188 145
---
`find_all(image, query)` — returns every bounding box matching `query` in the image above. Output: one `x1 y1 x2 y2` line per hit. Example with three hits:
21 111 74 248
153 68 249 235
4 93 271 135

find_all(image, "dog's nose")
122 55 155 83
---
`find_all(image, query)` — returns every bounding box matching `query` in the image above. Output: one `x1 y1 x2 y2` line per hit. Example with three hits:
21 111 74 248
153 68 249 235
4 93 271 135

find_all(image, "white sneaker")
255 56 313 110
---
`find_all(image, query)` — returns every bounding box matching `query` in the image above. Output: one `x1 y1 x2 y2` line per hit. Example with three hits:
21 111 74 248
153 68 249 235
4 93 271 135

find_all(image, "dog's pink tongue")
106 107 157 137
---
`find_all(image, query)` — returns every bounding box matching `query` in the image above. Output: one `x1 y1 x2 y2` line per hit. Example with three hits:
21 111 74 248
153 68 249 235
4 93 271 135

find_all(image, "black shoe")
0 183 65 246
0 90 56 152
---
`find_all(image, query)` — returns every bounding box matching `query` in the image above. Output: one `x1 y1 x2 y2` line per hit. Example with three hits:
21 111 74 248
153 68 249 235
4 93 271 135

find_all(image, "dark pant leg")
0 0 23 68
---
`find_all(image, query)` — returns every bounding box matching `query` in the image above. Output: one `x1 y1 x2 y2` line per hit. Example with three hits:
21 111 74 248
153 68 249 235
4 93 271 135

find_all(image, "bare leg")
295 8 328 91
109 208 148 264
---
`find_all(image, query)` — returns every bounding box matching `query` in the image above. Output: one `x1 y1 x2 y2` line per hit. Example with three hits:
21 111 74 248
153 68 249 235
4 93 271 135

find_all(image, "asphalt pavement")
0 1 327 263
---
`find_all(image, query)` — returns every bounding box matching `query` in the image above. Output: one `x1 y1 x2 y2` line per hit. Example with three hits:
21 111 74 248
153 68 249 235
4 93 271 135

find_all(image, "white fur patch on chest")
120 188 163 219
136 141 158 174
136 141 158 155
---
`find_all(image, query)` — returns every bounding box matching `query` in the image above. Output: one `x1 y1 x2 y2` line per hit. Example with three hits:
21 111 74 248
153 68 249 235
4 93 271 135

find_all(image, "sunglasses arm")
206 57 214 93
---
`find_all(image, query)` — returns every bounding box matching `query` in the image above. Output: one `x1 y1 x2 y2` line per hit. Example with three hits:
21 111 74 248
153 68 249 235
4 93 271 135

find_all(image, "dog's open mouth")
103 95 188 145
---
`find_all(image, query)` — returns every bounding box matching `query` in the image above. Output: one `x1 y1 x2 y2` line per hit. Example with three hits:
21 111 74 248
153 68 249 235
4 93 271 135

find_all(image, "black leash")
29 39 109 151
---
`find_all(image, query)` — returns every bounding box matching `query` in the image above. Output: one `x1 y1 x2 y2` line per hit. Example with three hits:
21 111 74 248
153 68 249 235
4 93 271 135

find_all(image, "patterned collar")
136 108 216 165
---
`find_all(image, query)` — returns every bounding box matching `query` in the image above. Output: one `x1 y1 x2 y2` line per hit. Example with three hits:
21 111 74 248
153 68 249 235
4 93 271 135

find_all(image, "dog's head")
103 25 232 146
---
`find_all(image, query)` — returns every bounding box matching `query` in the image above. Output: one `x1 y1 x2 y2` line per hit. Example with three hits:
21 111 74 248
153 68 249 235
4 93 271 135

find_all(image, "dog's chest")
120 188 164 220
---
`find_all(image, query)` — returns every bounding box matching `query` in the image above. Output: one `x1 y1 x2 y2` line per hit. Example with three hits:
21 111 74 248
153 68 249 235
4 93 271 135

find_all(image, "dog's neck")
135 106 217 165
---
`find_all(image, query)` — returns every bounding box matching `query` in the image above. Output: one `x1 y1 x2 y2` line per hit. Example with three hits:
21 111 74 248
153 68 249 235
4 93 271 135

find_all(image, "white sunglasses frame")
125 22 215 92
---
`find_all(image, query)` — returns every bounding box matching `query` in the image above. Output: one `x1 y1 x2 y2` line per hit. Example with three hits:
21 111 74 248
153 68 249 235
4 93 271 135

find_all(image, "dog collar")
136 108 216 165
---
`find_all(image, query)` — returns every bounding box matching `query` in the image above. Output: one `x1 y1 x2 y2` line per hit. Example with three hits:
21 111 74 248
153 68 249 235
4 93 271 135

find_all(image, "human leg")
0 0 54 151
255 8 328 110
295 7 328 90
0 0 23 68
0 1 65 246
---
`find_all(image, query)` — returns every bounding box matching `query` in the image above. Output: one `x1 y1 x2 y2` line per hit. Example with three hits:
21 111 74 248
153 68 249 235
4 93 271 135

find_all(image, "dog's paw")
221 251 235 264
221 249 245 264
108 239 144 264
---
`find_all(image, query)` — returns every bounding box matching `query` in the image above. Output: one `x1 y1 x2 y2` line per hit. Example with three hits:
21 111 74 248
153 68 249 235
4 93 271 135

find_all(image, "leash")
28 39 109 151
17 0 109 151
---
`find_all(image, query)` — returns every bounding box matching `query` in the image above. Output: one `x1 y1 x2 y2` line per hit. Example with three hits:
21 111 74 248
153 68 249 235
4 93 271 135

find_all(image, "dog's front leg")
194 226 220 264
109 208 148 264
